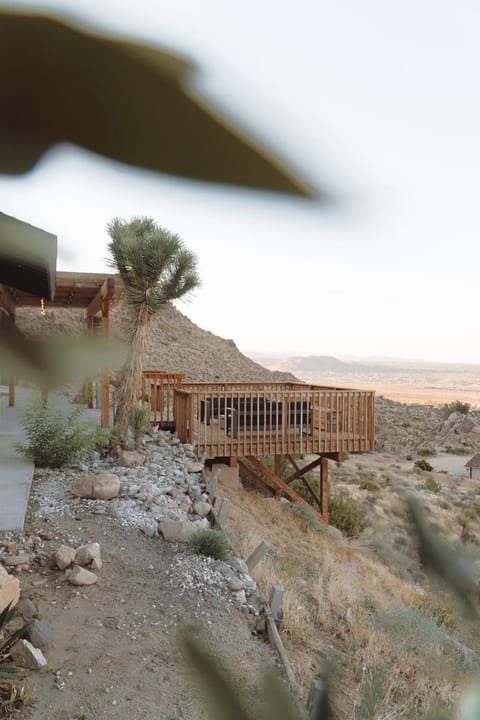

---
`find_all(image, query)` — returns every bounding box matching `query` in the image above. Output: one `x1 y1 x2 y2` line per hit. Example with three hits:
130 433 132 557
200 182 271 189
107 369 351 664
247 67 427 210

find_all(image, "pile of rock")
52 542 102 585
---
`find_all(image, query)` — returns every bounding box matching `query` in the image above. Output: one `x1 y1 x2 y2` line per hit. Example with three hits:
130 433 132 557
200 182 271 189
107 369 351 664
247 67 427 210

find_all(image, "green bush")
130 403 150 450
328 493 368 537
414 459 434 472
417 447 435 457
422 476 442 493
188 529 230 560
288 503 325 531
359 479 380 492
14 400 105 468
445 446 471 455
441 401 471 418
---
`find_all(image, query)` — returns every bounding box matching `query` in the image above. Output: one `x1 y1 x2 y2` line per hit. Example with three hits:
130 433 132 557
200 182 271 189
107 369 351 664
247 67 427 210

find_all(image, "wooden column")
101 300 110 427
8 313 15 407
274 455 282 499
86 315 94 409
320 456 329 521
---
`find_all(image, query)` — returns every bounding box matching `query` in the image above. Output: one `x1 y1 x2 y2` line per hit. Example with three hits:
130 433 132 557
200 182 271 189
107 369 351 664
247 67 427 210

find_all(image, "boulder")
158 520 202 543
0 565 19 613
66 566 98 586
117 449 145 468
17 598 39 622
52 544 76 570
186 462 204 474
193 501 212 517
71 474 120 500
75 542 101 568
26 619 54 649
11 639 47 670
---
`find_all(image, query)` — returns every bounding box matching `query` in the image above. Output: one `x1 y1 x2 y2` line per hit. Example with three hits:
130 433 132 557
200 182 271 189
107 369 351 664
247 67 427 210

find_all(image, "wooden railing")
141 371 185 427
173 382 375 458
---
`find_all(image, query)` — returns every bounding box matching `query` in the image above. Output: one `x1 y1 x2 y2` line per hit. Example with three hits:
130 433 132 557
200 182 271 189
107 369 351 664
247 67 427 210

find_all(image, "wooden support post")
86 315 94 409
307 678 327 719
217 498 229 525
101 299 110 427
274 455 282 499
207 469 221 503
7 313 15 407
246 540 270 572
269 584 284 624
320 456 329 521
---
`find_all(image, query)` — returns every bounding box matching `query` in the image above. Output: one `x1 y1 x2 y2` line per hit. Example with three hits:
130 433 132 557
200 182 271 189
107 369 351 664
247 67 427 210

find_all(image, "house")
465 453 480 480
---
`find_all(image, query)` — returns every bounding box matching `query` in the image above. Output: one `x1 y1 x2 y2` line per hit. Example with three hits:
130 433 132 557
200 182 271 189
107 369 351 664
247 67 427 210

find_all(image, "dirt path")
8 483 281 720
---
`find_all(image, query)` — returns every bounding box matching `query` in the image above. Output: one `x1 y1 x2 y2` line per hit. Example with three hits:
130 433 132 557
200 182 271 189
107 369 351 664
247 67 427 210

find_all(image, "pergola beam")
0 284 16 316
85 277 116 318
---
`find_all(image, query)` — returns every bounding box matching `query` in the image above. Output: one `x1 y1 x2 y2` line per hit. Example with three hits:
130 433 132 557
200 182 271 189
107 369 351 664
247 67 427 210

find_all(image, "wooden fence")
173 382 375 458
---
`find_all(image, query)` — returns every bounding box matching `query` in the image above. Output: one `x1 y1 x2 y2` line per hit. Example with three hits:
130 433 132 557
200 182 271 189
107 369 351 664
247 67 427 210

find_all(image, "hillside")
15 303 296 383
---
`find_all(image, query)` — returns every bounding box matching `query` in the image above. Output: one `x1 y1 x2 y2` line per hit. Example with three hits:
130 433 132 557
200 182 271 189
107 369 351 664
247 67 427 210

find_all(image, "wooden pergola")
0 271 123 425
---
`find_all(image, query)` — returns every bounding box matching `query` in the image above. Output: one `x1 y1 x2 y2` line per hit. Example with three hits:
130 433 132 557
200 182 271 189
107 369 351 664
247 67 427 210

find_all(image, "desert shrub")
445 446 471 455
288 503 325 531
14 399 105 468
188 529 230 560
0 602 32 713
328 493 368 537
417 447 435 457
359 479 380 492
422 476 442 493
441 401 471 418
415 459 434 472
130 403 150 450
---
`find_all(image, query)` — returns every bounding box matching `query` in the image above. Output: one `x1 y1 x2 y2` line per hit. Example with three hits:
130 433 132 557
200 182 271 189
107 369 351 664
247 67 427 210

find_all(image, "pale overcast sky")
1 0 479 364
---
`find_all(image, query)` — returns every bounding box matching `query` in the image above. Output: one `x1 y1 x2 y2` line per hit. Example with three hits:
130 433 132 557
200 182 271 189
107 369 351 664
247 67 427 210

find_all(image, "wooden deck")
173 382 375 458
142 376 375 521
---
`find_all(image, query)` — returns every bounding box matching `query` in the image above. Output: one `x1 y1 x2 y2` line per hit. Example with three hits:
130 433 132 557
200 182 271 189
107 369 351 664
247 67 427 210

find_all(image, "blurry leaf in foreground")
0 9 319 198
0 334 125 387
407 495 479 615
458 684 480 720
181 632 303 720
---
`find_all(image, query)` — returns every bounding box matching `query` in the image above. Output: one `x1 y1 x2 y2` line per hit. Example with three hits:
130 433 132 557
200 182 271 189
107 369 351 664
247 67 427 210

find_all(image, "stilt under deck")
141 379 376 522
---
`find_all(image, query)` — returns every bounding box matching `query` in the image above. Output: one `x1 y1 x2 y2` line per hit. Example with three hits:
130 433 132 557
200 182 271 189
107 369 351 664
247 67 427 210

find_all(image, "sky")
1 0 480 364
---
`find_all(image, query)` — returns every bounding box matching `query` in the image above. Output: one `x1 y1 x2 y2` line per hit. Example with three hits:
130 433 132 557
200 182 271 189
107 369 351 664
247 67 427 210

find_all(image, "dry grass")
219 471 476 718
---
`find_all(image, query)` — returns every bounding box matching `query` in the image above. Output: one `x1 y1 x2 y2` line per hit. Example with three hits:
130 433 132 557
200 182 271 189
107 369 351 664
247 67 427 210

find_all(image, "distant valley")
250 354 480 408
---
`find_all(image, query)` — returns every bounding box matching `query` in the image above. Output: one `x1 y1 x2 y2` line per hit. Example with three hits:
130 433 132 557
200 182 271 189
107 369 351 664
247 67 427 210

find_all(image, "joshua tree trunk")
115 308 152 440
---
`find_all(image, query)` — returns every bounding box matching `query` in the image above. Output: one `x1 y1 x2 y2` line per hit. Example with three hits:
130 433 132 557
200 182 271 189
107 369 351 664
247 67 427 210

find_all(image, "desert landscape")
0 307 479 719
258 354 480 409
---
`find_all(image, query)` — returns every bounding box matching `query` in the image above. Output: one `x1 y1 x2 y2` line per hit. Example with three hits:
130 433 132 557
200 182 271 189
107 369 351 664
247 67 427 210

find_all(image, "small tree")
107 217 200 439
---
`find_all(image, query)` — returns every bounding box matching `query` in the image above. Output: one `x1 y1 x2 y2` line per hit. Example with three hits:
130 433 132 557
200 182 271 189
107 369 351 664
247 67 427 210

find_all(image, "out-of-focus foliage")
181 632 309 720
0 8 316 197
0 333 125 388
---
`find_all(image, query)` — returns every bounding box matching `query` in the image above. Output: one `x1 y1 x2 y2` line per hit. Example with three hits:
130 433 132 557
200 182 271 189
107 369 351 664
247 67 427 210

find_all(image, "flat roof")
0 212 57 300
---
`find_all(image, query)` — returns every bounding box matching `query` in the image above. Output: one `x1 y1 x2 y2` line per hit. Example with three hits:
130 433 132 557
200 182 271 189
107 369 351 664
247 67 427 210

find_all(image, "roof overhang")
0 212 57 300
5 271 124 314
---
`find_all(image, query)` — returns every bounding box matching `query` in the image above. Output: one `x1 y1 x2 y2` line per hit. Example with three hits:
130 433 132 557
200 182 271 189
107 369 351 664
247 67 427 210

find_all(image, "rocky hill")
15 303 296 383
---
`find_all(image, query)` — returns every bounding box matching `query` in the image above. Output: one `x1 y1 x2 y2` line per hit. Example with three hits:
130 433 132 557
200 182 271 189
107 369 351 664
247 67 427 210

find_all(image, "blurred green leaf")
407 495 479 615
181 633 254 720
0 9 318 197
0 334 125 387
458 685 480 720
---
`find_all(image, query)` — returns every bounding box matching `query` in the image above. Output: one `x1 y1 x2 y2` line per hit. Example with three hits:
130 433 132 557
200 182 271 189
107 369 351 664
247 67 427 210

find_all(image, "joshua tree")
107 216 200 439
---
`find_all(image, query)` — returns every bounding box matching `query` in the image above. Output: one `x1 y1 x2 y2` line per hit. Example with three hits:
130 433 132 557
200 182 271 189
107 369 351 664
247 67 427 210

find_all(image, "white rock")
75 543 101 567
0 565 19 614
71 474 120 500
193 501 212 517
52 544 76 570
186 462 204 473
66 566 98 586
11 639 47 670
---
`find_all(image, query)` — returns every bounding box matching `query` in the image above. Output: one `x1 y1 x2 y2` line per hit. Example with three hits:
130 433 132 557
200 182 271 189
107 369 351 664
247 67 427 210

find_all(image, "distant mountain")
266 355 466 375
